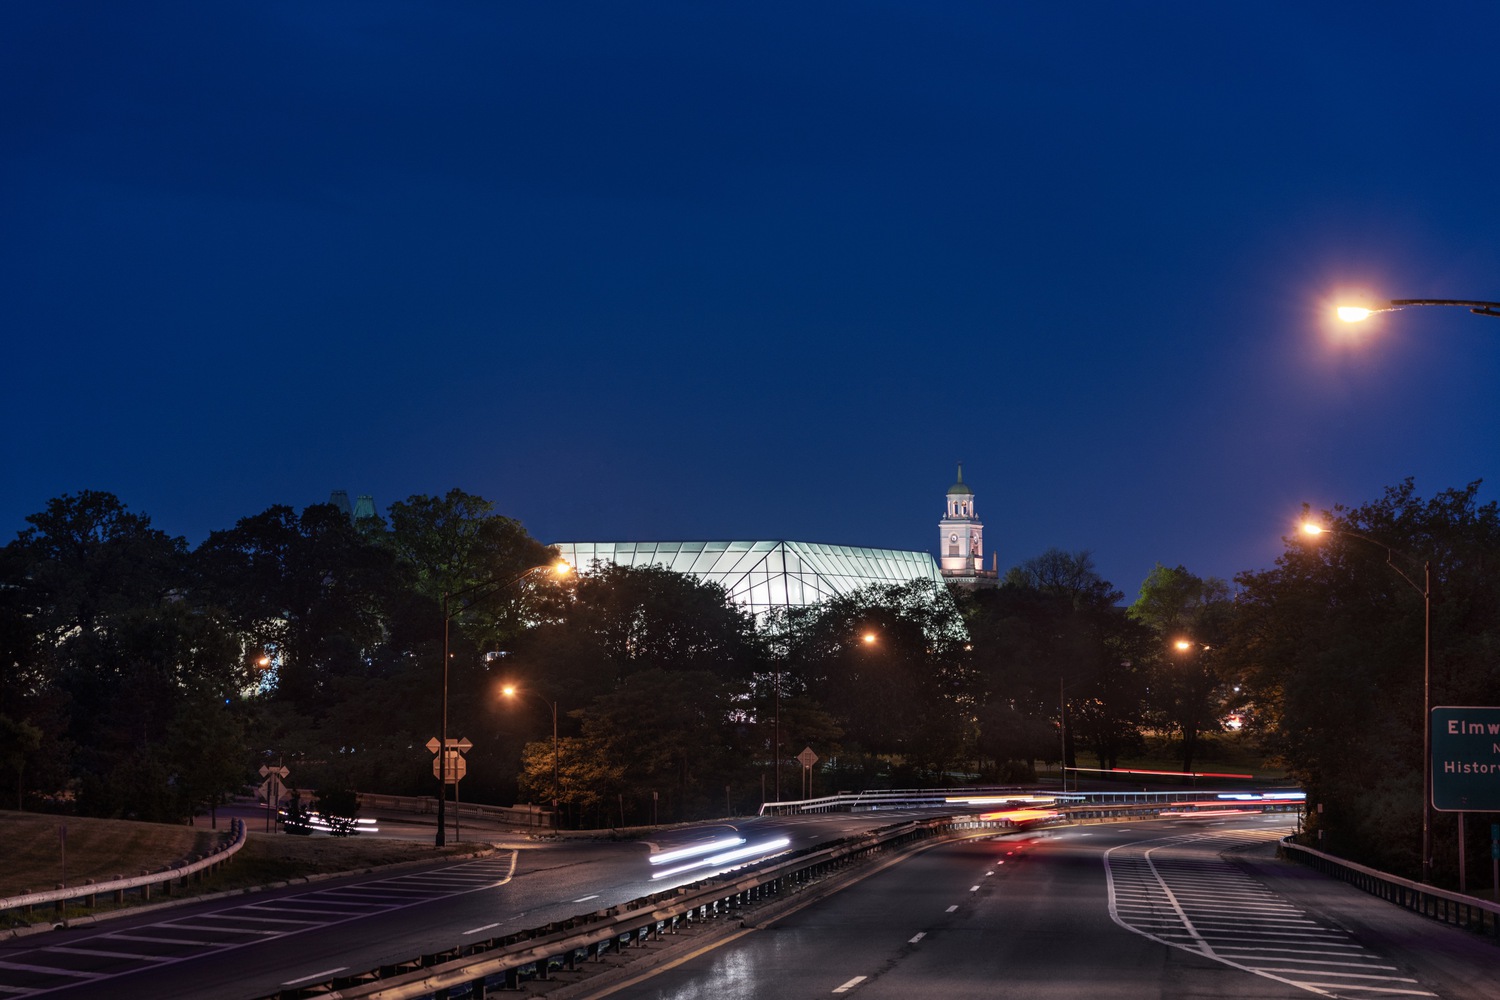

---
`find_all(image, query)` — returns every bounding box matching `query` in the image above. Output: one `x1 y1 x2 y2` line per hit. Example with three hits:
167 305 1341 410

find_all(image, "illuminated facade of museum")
551 539 948 617
552 466 993 616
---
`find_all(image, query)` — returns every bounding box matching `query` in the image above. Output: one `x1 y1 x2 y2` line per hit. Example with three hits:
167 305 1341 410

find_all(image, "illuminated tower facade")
938 464 997 585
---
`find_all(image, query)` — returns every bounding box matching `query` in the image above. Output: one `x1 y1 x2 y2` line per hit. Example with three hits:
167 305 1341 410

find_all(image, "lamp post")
501 685 559 827
1300 521 1432 883
1337 298 1500 323
436 559 571 847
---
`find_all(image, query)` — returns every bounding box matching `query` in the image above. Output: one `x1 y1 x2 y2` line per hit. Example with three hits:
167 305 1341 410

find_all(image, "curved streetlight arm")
1390 299 1500 318
502 686 560 825
1312 526 1427 600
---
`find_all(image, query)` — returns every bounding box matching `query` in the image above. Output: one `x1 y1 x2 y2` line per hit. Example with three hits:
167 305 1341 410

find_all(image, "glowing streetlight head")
554 559 573 575
1300 522 1327 537
1337 306 1374 323
1173 639 1192 652
862 632 877 644
501 684 518 698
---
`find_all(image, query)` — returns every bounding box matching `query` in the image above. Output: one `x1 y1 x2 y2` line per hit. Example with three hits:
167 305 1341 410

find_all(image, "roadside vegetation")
3 479 1496 889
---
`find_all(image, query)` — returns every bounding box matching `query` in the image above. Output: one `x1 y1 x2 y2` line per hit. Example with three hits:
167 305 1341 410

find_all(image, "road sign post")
258 765 290 833
427 738 472 842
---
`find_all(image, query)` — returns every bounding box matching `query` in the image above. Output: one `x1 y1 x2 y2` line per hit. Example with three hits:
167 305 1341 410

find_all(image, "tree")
1231 480 1500 881
770 578 974 784
960 550 1146 780
1128 563 1233 776
193 503 395 717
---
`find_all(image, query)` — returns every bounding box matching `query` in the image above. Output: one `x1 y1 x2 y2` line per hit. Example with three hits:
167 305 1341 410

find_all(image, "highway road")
0 811 908 999
595 815 1499 1000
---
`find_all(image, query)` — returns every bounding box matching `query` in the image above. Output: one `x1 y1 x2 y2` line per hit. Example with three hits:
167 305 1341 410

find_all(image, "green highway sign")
1431 706 1500 812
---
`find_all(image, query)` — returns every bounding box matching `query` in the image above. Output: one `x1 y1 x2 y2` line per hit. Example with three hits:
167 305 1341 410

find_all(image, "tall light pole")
436 559 571 847
1337 298 1500 322
1300 522 1432 883
501 685 559 827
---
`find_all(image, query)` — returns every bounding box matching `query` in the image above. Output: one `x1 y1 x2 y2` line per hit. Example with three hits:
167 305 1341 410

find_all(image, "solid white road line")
281 967 348 986
464 922 501 935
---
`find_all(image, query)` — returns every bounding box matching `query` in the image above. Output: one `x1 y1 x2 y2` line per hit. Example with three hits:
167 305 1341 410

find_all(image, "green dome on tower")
948 463 973 496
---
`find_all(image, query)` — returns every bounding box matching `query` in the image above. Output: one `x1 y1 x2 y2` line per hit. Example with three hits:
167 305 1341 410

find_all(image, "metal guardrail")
269 815 979 1000
355 793 552 829
1280 837 1500 938
0 818 247 924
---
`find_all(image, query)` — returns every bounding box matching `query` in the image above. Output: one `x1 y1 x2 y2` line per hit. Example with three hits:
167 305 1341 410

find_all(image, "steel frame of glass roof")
551 540 947 617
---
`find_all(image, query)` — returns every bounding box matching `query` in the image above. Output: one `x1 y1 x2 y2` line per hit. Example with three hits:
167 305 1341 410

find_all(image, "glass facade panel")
552 539 946 617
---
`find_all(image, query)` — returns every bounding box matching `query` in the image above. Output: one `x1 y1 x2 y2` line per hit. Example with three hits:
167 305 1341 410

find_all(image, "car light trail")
648 835 745 865
650 836 790 880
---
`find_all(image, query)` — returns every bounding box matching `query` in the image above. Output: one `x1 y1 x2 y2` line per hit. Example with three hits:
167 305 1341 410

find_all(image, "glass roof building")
552 540 948 617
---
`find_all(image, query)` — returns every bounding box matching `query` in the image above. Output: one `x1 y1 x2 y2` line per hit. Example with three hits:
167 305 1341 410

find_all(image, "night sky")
5 3 1499 598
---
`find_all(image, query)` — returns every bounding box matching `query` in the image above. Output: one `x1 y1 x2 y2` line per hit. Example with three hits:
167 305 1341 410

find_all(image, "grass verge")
0 811 473 928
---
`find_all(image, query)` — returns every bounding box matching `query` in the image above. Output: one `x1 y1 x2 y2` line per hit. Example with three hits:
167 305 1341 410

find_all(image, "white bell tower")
938 463 983 578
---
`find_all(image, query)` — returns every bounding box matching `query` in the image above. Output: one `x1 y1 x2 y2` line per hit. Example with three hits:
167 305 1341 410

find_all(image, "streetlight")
1337 299 1500 323
500 684 559 828
436 559 571 846
1299 521 1432 882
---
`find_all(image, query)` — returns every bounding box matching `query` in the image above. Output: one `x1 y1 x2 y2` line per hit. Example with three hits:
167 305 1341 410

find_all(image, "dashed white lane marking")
574 894 600 902
464 922 502 935
282 967 348 985
945 905 958 913
908 931 926 943
969 885 980 892
1105 830 1438 999
832 975 867 993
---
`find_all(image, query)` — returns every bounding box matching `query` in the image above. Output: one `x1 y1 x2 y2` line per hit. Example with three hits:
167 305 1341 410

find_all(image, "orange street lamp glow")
862 632 877 644
1173 639 1192 652
1300 522 1326 537
1337 306 1374 322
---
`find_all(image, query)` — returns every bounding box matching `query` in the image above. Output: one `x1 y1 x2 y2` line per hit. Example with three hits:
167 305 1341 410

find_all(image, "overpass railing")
759 786 1305 815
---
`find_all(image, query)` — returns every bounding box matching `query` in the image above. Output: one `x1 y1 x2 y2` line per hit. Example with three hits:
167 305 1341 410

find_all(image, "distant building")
937 464 999 588
551 540 947 618
329 491 378 523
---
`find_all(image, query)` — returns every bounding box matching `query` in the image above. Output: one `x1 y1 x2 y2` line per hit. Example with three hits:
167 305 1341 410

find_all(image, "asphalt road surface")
0 811 915 998
592 815 1500 1000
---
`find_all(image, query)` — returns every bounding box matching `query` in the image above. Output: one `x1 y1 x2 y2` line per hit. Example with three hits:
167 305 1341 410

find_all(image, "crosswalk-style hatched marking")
1105 830 1436 999
0 852 518 997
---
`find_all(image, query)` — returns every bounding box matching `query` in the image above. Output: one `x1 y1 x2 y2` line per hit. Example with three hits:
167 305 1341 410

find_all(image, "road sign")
427 737 474 753
434 749 467 783
797 747 819 768
257 777 291 804
1430 706 1500 811
259 765 289 779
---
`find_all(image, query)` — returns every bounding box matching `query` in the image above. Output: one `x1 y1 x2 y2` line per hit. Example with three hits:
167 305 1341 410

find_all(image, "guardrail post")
83 879 96 909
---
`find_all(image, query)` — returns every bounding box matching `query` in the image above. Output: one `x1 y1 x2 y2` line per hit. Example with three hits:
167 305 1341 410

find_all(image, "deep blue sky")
5 3 1499 598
